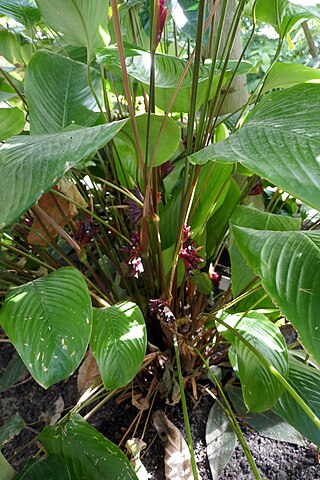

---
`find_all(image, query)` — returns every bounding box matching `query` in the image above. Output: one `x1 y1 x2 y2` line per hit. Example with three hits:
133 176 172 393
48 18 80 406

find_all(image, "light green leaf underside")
189 84 320 211
262 62 320 94
40 413 138 480
273 357 320 447
91 302 147 390
36 0 108 55
206 402 237 479
0 119 126 227
0 108 25 141
233 227 320 365
0 267 92 388
25 50 102 135
219 311 288 412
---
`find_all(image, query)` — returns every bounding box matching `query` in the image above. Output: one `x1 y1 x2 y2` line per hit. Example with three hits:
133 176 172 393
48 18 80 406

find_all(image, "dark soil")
1 342 320 480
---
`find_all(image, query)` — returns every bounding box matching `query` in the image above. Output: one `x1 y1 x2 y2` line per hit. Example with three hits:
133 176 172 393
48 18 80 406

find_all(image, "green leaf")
0 413 26 447
229 206 301 310
232 227 320 365
190 163 232 237
16 454 71 480
36 0 108 56
0 353 27 392
273 357 320 447
206 402 236 480
0 267 92 388
25 50 102 135
0 0 40 25
91 302 147 389
0 119 126 228
191 271 212 295
0 30 33 65
167 0 201 41
40 413 138 479
0 452 15 480
189 84 320 211
262 62 320 94
227 385 305 445
97 48 253 112
218 311 289 412
0 107 25 141
119 113 181 167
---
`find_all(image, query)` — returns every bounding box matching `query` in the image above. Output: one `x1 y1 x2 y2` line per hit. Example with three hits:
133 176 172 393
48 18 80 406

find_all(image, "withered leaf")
153 410 196 480
28 177 87 246
77 348 101 395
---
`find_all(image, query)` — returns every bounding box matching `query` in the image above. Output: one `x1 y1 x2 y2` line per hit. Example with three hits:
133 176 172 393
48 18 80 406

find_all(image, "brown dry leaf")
77 348 101 395
27 177 87 246
50 396 65 425
132 392 150 411
153 410 195 480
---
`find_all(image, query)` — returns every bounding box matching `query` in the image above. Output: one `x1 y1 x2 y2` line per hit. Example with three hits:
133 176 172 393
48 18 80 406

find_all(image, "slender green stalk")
196 349 262 480
173 334 199 480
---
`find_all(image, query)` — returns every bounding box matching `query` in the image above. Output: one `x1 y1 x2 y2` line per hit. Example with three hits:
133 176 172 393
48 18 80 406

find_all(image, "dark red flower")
122 231 144 278
179 225 203 276
249 180 264 196
160 160 174 179
73 215 98 246
210 271 221 288
124 187 144 225
150 298 175 323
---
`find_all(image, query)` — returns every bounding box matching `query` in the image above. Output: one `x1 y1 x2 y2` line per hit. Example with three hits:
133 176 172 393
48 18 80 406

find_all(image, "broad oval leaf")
0 107 25 141
40 413 138 480
0 0 40 25
119 113 181 167
273 356 320 447
0 267 92 388
262 62 320 94
0 30 33 65
91 302 147 389
167 0 203 41
233 227 320 365
189 84 320 211
219 311 289 412
206 402 236 479
0 413 26 447
0 119 126 228
0 353 27 393
36 0 108 56
25 50 102 134
0 452 15 480
16 454 71 480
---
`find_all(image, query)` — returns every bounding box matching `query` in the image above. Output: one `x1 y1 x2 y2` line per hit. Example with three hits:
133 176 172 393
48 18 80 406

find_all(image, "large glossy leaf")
206 402 236 479
229 206 301 310
16 454 71 480
97 48 253 112
0 0 40 25
218 311 289 412
0 119 126 228
0 452 15 480
0 30 33 65
119 113 181 167
189 84 320 211
40 413 138 479
0 267 92 388
0 107 25 141
227 386 305 445
262 62 320 94
91 302 147 389
36 0 108 56
273 356 320 446
233 226 320 365
25 50 102 134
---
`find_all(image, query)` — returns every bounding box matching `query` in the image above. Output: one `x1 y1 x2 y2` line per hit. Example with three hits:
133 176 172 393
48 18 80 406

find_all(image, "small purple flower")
123 231 144 278
124 187 144 225
179 225 203 276
150 298 175 323
73 215 98 246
